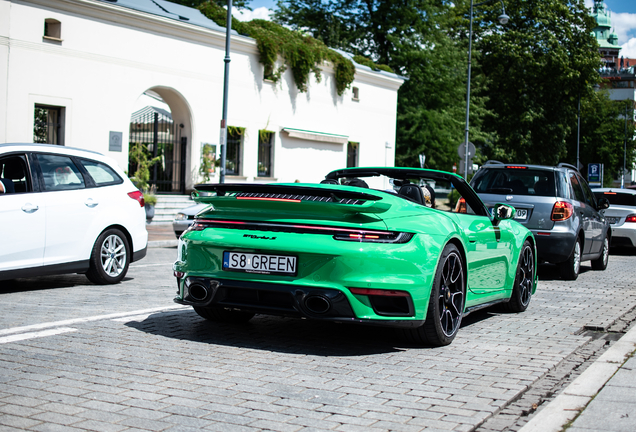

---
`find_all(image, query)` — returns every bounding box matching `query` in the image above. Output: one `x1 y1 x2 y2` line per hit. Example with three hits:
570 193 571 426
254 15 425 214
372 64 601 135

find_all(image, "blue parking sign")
588 163 602 186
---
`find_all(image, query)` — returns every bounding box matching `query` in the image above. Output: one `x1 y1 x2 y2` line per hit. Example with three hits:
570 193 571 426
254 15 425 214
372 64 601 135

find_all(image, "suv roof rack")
483 160 504 165
557 162 579 172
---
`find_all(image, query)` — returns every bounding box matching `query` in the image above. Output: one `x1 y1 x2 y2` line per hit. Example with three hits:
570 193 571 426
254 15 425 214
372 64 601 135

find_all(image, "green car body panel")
173 167 538 345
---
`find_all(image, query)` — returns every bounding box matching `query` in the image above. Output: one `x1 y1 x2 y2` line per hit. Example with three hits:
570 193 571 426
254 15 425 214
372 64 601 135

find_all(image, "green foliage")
475 0 602 165
566 94 635 185
198 2 355 95
168 0 252 11
199 143 217 183
128 142 162 194
143 191 158 206
352 55 393 73
276 0 469 171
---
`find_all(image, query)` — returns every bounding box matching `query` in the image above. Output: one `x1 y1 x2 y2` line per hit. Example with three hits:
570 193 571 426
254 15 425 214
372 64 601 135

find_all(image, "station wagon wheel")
591 234 610 271
504 239 534 312
86 228 130 285
560 237 581 281
401 243 465 347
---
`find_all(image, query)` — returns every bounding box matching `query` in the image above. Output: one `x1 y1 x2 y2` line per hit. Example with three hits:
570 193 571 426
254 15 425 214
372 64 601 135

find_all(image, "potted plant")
128 143 161 222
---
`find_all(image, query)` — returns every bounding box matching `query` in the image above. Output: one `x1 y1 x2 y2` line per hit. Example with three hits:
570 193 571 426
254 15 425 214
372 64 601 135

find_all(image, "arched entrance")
129 87 192 194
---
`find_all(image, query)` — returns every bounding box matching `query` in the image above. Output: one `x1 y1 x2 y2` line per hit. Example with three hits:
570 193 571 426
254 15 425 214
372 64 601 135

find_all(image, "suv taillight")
626 215 636 223
128 191 145 207
551 201 573 221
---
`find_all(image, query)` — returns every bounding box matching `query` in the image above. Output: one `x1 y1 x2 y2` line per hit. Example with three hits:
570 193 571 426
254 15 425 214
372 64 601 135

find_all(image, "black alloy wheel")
504 239 534 312
560 237 581 281
591 235 610 270
400 243 465 346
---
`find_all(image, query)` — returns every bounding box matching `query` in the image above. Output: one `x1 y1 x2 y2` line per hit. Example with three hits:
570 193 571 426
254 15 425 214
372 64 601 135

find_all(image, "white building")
0 0 404 193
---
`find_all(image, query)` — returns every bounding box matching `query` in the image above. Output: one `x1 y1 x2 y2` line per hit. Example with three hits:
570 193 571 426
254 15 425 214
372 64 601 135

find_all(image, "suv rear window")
471 168 555 197
593 191 636 207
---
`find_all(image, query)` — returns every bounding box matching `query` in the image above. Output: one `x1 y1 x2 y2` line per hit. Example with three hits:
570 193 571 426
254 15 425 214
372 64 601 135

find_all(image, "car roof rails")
483 160 504 165
557 162 579 172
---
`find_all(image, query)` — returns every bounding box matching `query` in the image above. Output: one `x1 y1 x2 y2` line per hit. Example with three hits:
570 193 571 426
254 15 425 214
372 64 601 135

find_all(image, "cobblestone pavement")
0 247 635 431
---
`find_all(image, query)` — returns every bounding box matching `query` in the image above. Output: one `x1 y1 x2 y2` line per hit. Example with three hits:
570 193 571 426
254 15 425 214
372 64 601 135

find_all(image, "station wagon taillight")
551 201 573 221
127 191 145 207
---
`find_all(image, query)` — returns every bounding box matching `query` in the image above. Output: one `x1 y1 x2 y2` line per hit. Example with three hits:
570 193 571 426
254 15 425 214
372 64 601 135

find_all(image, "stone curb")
148 240 179 248
519 324 636 432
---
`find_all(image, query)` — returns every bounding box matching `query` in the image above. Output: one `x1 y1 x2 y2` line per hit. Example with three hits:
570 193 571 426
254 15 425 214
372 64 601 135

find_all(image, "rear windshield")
472 168 555 197
593 191 636 207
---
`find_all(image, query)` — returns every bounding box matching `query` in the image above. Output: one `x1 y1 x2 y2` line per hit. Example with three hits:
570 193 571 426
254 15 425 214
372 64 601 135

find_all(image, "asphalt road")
1 246 636 431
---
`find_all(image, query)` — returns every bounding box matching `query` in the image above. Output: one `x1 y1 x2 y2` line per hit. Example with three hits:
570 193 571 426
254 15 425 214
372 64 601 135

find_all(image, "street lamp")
623 101 630 189
219 0 233 184
463 0 509 179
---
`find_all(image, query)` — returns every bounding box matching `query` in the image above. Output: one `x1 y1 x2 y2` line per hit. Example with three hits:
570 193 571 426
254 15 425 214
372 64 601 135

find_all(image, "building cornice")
17 0 405 89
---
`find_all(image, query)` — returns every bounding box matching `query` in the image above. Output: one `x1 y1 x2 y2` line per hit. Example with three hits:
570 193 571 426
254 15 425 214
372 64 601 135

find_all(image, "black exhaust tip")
189 283 209 302
304 295 331 314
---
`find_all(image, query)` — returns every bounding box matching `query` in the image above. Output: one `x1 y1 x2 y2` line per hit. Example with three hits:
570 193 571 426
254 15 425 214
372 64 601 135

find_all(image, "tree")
572 93 635 186
275 0 476 170
475 0 601 165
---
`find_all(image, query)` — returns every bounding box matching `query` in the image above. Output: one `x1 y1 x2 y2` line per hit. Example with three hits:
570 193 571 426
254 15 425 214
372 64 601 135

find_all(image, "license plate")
223 252 298 275
514 209 528 220
606 217 619 224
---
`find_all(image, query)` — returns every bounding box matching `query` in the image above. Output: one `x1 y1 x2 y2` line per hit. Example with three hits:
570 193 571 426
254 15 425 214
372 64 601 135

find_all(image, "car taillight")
333 231 414 244
349 287 410 297
626 215 636 223
455 197 467 214
551 201 573 221
128 191 145 207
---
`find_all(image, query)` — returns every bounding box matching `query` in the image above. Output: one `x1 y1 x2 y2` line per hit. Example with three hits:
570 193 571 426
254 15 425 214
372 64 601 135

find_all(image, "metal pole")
152 112 158 187
624 102 628 189
463 0 507 179
463 0 474 180
577 93 581 171
219 0 232 184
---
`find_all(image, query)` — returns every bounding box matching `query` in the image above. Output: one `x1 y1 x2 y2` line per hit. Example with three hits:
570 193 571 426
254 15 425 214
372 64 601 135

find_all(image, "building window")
352 87 360 101
44 19 62 42
34 105 64 145
257 131 273 177
225 127 243 175
347 142 359 167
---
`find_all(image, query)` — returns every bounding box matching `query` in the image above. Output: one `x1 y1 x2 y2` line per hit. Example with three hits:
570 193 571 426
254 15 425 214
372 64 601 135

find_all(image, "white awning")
282 128 349 144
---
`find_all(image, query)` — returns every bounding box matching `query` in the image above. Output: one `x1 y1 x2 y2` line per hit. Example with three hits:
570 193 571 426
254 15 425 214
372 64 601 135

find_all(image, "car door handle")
21 203 39 213
85 198 99 208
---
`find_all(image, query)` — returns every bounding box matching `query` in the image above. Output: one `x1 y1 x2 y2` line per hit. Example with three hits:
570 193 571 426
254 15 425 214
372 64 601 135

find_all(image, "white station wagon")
0 143 148 284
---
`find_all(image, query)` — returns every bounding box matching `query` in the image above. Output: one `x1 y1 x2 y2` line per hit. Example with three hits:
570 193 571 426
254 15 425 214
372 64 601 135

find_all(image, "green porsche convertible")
173 167 537 346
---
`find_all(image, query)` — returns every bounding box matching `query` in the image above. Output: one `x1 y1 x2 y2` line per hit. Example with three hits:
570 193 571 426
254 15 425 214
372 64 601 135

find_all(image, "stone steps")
152 195 195 222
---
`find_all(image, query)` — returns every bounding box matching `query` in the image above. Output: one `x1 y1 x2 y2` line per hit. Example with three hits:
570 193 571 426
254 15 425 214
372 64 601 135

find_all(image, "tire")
401 243 465 347
86 228 130 284
560 237 581 281
503 240 534 312
193 306 255 323
591 235 610 271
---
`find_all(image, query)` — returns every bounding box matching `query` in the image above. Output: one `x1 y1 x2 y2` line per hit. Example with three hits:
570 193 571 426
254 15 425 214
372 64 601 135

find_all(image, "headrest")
3 158 25 180
398 184 425 205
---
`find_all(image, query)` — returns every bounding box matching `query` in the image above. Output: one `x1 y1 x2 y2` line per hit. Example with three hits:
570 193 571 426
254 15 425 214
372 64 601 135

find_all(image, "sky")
234 0 636 58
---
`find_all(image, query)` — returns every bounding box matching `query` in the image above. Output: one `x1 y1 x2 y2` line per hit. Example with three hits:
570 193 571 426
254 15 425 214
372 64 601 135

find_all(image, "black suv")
470 162 611 280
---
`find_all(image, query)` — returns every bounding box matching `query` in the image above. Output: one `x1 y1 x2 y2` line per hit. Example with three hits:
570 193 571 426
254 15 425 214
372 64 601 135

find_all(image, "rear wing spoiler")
192 183 391 214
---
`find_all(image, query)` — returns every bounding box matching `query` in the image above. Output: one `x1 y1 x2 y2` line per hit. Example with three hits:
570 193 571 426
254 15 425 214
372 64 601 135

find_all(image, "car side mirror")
493 203 515 225
597 197 610 210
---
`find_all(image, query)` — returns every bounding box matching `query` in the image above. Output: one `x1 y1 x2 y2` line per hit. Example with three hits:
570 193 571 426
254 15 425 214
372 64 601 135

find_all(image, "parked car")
0 143 148 284
471 161 610 280
173 203 208 238
592 188 636 248
173 167 537 347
